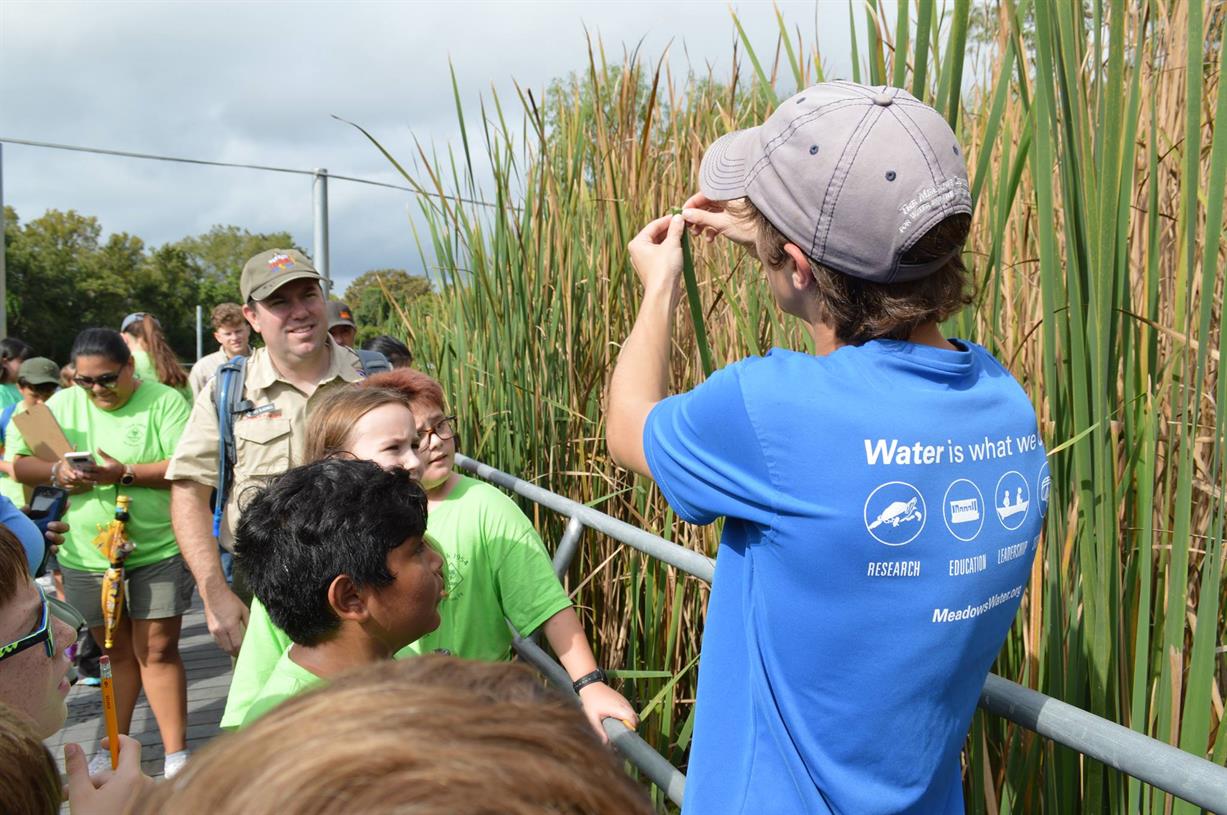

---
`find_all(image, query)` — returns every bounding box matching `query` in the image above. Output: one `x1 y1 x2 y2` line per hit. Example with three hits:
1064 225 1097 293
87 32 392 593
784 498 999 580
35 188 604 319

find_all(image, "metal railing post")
553 515 585 578
511 634 687 806
456 455 714 581
0 142 7 338
979 674 1227 813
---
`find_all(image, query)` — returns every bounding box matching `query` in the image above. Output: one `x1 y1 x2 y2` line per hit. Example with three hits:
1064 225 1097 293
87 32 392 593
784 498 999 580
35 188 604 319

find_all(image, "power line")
0 136 503 210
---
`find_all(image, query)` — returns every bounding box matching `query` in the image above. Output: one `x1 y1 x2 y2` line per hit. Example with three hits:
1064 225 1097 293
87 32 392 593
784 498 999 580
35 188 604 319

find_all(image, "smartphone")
26 485 69 536
63 451 95 468
28 485 69 577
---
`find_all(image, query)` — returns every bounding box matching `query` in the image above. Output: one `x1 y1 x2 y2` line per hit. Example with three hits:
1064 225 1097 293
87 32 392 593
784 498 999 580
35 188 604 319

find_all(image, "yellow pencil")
99 655 120 771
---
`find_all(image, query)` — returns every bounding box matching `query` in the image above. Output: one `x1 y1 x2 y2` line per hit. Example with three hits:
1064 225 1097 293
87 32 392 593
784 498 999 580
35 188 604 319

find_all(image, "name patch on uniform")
244 403 280 419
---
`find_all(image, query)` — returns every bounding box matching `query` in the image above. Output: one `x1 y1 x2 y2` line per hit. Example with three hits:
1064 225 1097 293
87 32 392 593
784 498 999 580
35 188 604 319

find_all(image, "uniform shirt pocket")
233 416 292 478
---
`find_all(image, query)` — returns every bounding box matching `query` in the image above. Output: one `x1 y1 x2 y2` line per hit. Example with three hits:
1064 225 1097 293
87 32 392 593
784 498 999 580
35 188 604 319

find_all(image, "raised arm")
606 214 686 477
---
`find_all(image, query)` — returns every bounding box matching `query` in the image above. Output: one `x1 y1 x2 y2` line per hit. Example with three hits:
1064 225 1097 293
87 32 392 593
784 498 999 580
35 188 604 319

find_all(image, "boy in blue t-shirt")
607 81 1047 814
234 458 445 726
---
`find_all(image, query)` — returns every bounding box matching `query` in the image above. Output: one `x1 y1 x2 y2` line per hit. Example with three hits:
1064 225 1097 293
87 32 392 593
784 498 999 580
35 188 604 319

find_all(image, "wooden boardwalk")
44 595 232 780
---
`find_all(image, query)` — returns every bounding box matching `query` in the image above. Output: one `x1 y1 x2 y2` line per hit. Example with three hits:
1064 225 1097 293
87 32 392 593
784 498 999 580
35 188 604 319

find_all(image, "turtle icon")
868 497 923 530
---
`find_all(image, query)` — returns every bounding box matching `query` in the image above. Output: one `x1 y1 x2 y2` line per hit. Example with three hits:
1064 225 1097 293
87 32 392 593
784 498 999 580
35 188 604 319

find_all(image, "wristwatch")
120 465 136 486
572 668 608 694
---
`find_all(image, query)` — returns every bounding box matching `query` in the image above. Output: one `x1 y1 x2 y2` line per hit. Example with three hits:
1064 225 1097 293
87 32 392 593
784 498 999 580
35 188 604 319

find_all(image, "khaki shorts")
61 556 195 630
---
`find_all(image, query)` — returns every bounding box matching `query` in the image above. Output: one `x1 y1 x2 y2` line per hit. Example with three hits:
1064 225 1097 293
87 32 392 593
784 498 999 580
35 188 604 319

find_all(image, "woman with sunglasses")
0 524 152 813
6 328 194 779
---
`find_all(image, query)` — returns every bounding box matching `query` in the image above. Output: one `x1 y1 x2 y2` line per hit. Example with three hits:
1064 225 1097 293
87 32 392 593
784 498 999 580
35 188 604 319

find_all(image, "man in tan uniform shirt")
168 249 364 655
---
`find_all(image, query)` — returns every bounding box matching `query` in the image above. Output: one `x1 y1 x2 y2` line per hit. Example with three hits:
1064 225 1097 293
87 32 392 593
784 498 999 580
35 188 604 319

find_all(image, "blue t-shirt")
0 494 45 575
644 340 1047 815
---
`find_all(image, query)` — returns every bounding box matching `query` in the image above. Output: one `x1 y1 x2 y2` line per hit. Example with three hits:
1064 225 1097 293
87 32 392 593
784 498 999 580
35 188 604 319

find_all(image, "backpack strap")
355 349 391 376
212 356 253 538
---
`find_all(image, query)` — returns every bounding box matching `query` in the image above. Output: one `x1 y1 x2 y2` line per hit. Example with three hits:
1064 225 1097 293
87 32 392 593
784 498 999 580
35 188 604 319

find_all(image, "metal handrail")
458 454 1227 812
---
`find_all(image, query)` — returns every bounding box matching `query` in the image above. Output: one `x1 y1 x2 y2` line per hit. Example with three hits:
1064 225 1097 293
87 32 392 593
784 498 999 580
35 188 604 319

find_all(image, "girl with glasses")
222 370 638 742
6 328 195 779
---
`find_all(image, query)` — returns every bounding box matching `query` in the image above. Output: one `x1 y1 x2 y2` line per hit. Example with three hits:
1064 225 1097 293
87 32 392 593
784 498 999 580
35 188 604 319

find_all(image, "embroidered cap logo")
267 253 296 272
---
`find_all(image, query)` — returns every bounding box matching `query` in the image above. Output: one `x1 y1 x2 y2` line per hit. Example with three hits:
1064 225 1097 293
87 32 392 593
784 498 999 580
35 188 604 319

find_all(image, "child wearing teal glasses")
0 523 152 812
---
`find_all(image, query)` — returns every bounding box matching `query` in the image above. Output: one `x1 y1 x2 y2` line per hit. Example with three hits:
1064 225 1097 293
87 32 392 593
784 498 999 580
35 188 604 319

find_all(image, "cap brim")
49 596 86 631
21 377 59 386
699 127 760 200
328 319 356 330
250 270 324 301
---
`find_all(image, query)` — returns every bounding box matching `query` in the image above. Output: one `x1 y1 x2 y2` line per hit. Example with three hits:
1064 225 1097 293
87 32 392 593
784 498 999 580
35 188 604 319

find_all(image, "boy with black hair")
234 458 444 726
608 81 1047 813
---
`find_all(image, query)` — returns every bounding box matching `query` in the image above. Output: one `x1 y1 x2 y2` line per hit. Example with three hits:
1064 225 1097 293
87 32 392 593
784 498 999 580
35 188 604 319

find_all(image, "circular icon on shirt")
942 478 985 542
864 481 926 546
1035 460 1051 519
993 471 1030 530
124 423 146 447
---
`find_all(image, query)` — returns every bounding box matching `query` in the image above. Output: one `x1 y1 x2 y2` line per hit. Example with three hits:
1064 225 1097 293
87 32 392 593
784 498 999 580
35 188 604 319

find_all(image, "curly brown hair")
736 200 975 345
210 303 246 331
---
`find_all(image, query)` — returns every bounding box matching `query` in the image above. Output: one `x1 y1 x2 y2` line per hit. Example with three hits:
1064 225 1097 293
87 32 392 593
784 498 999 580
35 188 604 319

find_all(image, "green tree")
130 244 202 359
2 211 302 364
3 208 120 362
172 225 299 309
342 268 431 344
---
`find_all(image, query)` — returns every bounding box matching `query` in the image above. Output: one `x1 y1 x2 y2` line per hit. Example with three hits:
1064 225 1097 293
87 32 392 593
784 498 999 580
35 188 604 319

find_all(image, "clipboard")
9 403 73 506
11 402 73 463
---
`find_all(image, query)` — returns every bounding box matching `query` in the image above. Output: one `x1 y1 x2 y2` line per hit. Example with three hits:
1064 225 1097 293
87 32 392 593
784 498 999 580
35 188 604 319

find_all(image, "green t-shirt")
219 474 572 729
239 647 323 728
0 402 29 508
0 384 21 410
132 350 191 404
7 381 191 571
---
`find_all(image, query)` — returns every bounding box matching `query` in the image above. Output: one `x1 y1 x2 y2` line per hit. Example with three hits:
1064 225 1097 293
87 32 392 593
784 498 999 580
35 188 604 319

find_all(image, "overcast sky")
1 1 858 297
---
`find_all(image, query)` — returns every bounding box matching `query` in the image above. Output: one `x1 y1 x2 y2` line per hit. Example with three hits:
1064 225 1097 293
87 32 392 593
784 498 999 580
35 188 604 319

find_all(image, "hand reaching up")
681 192 758 249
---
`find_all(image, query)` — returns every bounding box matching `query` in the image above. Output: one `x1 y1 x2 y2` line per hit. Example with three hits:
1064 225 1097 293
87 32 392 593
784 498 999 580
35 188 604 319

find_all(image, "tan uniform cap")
241 249 324 302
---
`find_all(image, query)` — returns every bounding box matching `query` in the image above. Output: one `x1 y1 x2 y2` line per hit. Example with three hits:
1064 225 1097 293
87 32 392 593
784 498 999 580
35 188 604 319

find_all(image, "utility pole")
0 143 7 337
313 168 330 296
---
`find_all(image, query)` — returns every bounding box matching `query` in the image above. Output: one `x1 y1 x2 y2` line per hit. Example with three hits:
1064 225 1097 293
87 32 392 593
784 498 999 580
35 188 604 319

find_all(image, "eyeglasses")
73 371 123 390
415 415 457 452
0 584 84 664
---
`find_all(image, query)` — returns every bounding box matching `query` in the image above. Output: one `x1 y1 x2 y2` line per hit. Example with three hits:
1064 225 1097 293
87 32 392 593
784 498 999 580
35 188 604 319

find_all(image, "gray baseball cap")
241 249 324 302
326 300 356 329
699 81 972 283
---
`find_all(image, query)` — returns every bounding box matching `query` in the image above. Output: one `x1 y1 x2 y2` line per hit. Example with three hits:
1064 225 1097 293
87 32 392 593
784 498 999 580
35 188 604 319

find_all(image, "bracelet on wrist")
49 461 61 488
572 668 609 694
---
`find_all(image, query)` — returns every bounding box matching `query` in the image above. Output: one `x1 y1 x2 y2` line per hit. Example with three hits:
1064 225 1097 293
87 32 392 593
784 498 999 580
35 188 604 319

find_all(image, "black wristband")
572 668 608 694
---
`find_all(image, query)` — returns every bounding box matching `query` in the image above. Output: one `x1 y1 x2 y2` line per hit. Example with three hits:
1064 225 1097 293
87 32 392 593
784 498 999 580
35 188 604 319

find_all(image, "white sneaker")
163 749 189 779
87 750 113 778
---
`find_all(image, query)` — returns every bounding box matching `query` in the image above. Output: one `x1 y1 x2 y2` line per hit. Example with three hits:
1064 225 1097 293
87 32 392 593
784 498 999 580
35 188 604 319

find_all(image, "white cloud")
0 0 855 296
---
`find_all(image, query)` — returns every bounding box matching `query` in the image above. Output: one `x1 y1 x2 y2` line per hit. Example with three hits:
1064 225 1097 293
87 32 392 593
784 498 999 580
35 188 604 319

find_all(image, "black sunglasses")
73 371 123 390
